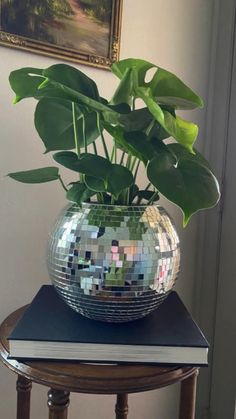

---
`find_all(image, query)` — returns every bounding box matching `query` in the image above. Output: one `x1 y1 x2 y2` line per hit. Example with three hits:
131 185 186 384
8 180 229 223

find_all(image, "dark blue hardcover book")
8 285 209 365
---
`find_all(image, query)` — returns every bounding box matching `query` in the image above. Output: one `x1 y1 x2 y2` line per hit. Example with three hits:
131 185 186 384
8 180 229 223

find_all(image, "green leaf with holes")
110 67 134 106
136 87 198 152
111 58 202 151
112 58 203 109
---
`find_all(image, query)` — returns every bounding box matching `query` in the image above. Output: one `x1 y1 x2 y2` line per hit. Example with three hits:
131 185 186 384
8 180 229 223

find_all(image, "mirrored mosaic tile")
47 203 180 322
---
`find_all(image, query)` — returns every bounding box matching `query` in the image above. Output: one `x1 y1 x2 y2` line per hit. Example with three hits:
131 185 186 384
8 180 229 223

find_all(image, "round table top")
0 306 198 394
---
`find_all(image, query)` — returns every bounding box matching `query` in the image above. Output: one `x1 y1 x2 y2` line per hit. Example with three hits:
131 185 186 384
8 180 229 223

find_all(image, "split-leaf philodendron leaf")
111 58 203 152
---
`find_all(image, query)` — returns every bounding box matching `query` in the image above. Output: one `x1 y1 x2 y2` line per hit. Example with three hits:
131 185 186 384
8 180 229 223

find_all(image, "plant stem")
132 97 136 111
126 188 130 205
133 160 141 184
58 175 68 192
145 119 156 138
72 102 80 157
130 157 137 172
101 130 110 160
126 153 132 170
96 112 110 160
110 143 117 163
96 193 103 203
147 190 159 205
120 151 126 165
120 190 126 205
82 114 87 153
92 141 98 155
110 143 115 162
114 143 117 164
144 182 151 191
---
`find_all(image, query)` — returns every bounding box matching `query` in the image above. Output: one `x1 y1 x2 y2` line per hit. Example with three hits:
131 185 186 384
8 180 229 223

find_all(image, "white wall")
0 1 214 418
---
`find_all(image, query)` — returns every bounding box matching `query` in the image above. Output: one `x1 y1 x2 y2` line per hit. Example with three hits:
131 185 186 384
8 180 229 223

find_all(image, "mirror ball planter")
47 203 180 322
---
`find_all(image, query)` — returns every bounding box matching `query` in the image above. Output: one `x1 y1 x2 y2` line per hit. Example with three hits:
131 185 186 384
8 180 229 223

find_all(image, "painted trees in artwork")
1 0 73 40
77 0 112 23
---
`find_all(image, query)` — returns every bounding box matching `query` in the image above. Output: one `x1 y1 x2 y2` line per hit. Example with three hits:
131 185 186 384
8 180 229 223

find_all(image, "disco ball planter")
47 203 180 322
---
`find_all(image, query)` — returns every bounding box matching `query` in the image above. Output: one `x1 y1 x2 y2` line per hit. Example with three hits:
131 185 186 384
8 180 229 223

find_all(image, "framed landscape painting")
0 0 123 69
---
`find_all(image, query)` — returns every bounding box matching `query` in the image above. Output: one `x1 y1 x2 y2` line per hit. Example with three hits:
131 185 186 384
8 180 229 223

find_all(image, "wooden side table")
0 306 199 419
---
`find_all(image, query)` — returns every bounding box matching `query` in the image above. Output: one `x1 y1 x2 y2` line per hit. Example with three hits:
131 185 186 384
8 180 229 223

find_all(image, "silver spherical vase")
47 203 180 322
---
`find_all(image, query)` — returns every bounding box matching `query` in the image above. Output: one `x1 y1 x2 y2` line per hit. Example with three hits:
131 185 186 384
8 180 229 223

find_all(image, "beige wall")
0 1 213 418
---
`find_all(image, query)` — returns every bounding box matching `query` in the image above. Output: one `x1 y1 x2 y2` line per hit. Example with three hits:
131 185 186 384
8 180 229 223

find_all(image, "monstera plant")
7 58 221 322
8 58 220 226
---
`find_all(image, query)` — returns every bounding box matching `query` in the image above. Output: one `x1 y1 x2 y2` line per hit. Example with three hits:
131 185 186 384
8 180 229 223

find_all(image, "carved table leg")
48 389 70 419
179 370 199 419
16 375 32 419
115 394 128 419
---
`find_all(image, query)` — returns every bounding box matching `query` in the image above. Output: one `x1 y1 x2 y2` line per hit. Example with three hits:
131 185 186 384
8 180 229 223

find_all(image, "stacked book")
8 285 208 365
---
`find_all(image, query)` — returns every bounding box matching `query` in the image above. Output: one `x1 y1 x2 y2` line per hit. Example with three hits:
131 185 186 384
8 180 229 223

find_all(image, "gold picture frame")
0 0 123 69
